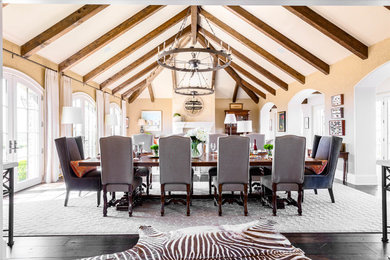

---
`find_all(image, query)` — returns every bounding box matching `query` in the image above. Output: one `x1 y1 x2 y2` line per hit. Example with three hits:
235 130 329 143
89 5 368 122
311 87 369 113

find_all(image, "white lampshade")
138 118 146 126
106 114 118 126
224 113 237 124
237 120 253 133
61 107 83 124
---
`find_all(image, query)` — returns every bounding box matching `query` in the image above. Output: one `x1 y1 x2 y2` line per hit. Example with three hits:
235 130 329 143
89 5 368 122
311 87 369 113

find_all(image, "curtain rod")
3 48 124 102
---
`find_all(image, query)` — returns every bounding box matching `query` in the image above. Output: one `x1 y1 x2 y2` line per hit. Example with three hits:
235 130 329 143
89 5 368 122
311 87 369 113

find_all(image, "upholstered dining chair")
132 133 152 195
213 135 250 216
260 135 306 216
100 136 142 217
245 133 266 194
159 136 192 216
207 133 228 195
55 136 101 207
305 135 342 203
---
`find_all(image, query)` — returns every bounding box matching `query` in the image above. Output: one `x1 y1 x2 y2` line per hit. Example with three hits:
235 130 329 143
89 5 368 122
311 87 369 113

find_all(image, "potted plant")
150 144 159 157
173 113 182 122
264 144 274 157
186 128 207 158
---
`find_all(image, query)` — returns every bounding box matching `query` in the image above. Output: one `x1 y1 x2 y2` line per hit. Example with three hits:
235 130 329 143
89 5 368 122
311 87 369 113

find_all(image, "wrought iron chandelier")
157 7 232 96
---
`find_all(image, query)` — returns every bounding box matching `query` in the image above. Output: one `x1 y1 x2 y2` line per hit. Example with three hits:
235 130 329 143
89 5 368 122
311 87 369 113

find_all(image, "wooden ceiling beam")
232 83 239 103
112 61 158 94
284 6 368 59
198 27 288 91
191 6 198 45
226 6 329 74
148 84 155 102
199 8 305 84
58 5 164 71
83 7 189 83
230 62 276 95
3 4 8 7
100 26 191 90
121 79 146 98
21 5 108 57
386 6 390 11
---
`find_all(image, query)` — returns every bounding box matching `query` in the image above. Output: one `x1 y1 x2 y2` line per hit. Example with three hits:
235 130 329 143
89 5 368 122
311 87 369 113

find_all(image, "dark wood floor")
5 181 386 259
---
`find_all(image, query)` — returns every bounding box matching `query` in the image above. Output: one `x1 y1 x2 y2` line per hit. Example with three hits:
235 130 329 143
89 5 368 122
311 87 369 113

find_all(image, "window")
109 103 121 136
72 92 97 158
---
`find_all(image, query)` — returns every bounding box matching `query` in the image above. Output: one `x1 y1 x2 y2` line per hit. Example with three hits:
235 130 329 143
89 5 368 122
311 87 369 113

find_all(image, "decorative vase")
191 141 203 158
152 149 159 157
267 149 272 158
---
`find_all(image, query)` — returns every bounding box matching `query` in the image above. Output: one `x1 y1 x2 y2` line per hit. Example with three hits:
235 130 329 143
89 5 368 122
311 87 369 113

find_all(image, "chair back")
246 133 265 150
272 135 306 184
133 133 153 152
55 136 85 182
159 136 192 185
100 136 133 186
208 133 227 151
217 136 250 185
311 135 342 179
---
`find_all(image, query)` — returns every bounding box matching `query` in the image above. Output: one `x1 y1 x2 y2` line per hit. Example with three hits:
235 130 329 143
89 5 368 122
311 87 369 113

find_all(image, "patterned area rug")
3 182 381 235
83 221 310 260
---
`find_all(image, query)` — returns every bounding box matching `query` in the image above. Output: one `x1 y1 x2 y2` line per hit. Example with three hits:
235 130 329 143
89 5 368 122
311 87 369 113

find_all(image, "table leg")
343 157 347 185
8 168 14 247
382 166 388 242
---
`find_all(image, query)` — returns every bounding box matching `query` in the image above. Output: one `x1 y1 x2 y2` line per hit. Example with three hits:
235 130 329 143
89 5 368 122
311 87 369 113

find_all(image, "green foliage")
150 144 159 151
18 159 27 181
264 144 274 150
173 113 181 117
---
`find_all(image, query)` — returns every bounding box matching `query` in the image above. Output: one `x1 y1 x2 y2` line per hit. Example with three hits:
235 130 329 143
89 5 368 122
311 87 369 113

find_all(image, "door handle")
12 140 17 153
9 140 12 154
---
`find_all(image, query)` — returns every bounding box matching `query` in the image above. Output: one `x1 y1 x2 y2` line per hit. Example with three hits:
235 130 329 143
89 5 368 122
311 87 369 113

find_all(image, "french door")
3 68 44 191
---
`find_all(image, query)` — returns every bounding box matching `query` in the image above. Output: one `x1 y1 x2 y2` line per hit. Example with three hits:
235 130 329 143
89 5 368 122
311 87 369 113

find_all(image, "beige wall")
172 93 216 124
215 99 260 133
127 98 172 136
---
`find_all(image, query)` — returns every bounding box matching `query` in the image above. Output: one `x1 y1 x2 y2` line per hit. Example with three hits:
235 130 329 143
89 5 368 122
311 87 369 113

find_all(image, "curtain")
61 76 72 137
45 69 60 183
121 100 127 136
104 92 110 136
96 90 104 149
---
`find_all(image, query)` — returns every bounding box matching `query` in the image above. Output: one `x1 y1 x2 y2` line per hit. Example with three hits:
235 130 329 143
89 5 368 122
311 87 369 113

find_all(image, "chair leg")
161 184 165 216
97 190 101 207
111 192 116 201
244 184 248 216
149 169 153 189
103 185 107 217
302 190 304 203
186 184 191 216
79 191 82 197
314 189 318 195
249 175 252 194
128 185 133 217
146 174 150 196
218 184 223 216
209 176 212 195
298 184 303 216
213 185 217 206
328 188 335 203
64 190 70 207
272 183 277 216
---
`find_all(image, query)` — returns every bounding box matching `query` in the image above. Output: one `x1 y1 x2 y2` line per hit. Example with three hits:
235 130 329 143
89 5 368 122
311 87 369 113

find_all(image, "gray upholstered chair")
207 133 228 195
55 136 102 207
213 135 250 216
159 136 192 216
260 135 306 216
245 133 266 194
100 136 142 217
132 133 152 195
305 135 342 203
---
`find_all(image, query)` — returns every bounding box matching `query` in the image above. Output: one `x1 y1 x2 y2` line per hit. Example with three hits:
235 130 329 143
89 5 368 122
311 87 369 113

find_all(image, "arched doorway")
260 102 277 141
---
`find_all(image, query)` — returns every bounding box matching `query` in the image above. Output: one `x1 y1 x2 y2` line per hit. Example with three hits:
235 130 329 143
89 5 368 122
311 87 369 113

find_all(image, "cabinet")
224 110 250 135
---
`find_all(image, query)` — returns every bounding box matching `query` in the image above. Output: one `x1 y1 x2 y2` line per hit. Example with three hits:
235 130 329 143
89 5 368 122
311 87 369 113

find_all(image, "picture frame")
331 107 344 119
229 103 243 110
329 120 345 136
331 94 344 107
278 111 286 132
141 110 162 132
304 117 310 129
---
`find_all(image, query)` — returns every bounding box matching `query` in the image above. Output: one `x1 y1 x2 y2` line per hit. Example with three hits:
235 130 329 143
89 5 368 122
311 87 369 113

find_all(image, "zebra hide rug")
83 220 310 260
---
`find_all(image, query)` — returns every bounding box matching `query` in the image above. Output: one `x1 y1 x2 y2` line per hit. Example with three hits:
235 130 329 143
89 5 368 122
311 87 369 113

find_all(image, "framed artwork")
229 103 243 110
329 120 345 136
331 107 344 119
331 94 344 107
269 119 272 131
125 117 129 129
141 111 162 132
278 111 286 132
304 117 310 129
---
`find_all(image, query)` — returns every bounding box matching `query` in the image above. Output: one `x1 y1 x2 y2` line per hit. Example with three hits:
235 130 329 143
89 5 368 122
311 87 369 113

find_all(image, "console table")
377 160 390 242
3 162 17 247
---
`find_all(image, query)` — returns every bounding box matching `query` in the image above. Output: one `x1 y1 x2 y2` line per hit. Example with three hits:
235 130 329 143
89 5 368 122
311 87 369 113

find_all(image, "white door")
3 69 44 191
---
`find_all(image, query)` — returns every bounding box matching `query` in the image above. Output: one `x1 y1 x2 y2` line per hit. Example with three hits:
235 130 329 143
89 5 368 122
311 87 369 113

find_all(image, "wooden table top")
78 153 323 167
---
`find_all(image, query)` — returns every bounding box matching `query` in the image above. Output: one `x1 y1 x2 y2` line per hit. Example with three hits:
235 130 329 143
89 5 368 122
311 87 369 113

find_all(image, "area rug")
2 182 382 235
83 220 310 260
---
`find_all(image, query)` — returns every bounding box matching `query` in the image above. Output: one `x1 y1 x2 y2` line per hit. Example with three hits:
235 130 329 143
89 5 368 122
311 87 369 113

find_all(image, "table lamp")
138 118 146 133
237 120 252 134
61 107 83 136
224 113 237 135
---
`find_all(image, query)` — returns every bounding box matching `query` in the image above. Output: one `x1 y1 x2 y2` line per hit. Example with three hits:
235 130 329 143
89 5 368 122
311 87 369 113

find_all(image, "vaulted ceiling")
3 4 390 102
